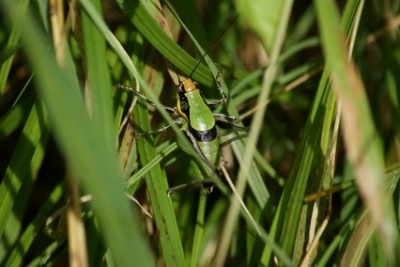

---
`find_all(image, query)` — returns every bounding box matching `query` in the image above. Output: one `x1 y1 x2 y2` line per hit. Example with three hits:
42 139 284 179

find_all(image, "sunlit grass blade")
79 0 193 156
190 191 208 267
3 184 64 266
125 141 178 191
260 1 367 265
214 0 294 265
113 0 214 87
234 0 282 51
315 0 398 261
2 1 155 266
134 96 186 266
0 103 48 263
81 0 115 148
340 165 400 266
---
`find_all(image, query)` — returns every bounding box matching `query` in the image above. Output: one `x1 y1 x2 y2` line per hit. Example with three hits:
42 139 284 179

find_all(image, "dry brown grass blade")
330 41 397 263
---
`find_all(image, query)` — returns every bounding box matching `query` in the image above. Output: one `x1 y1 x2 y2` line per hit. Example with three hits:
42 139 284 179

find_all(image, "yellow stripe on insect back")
175 78 193 121
176 93 189 121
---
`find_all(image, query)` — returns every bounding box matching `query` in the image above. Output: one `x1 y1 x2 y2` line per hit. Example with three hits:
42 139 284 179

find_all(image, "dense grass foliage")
0 0 399 266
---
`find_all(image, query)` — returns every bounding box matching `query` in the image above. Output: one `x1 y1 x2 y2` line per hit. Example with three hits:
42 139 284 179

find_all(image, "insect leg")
219 134 247 147
213 113 237 121
116 84 177 114
183 129 218 174
167 179 214 196
135 120 183 136
204 71 228 108
215 120 247 131
166 129 220 195
215 71 227 103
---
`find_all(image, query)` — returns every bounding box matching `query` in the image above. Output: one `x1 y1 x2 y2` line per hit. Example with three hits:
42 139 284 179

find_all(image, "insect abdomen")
197 139 220 167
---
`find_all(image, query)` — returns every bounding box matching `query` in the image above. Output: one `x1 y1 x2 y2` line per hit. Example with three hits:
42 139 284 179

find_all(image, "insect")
118 74 261 235
117 75 245 192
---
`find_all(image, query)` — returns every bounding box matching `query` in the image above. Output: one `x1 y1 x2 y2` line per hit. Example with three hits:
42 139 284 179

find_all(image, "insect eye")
193 82 199 89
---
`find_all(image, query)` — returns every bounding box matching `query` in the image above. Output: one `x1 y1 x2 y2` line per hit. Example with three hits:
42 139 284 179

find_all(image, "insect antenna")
187 13 241 80
163 0 239 82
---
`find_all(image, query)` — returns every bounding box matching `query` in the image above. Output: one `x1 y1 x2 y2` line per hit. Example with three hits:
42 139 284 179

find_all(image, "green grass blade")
315 0 398 260
259 1 366 265
189 191 207 267
134 97 186 266
4 183 64 266
125 141 178 191
0 75 34 141
81 0 115 149
234 0 282 51
1 1 155 266
340 166 400 266
215 0 294 265
0 0 30 93
79 0 192 154
0 102 48 262
113 0 214 87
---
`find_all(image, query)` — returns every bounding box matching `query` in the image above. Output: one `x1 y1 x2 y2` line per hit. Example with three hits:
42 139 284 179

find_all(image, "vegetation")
0 0 399 266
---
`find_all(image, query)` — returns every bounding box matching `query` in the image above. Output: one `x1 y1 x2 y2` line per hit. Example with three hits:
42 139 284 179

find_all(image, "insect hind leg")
167 129 222 196
205 71 228 108
213 113 237 122
215 71 227 103
116 84 176 114
135 120 183 136
167 179 215 196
